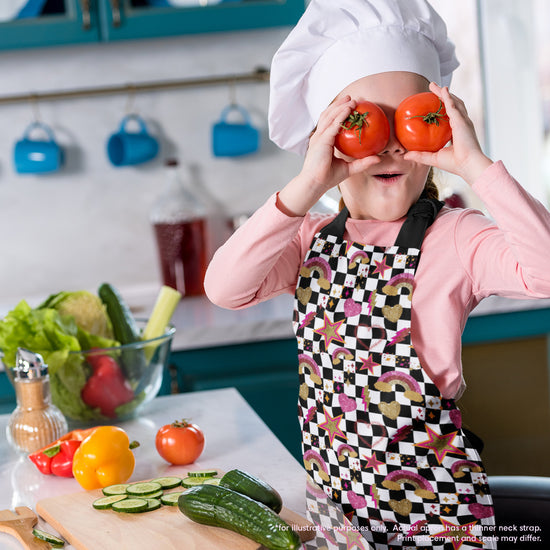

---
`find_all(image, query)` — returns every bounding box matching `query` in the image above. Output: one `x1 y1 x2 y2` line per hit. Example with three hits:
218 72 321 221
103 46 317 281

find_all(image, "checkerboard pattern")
305 474 372 549
295 233 496 549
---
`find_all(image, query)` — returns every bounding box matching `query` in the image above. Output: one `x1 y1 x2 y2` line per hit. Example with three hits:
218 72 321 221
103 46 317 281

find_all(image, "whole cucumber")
98 282 147 384
98 283 140 344
178 484 300 550
220 469 283 513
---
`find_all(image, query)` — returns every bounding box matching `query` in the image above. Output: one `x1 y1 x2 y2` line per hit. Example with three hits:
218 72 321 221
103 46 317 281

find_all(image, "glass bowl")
4 319 175 423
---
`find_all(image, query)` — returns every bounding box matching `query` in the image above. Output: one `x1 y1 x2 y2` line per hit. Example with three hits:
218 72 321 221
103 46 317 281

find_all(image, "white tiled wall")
0 28 303 305
0 2 484 307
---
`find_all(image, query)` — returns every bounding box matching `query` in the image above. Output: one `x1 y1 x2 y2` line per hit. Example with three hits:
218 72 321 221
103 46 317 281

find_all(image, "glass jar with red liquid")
151 159 209 297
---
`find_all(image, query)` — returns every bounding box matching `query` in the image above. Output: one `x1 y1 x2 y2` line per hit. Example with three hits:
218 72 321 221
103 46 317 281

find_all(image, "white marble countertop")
161 293 550 352
0 388 313 550
2 286 550 354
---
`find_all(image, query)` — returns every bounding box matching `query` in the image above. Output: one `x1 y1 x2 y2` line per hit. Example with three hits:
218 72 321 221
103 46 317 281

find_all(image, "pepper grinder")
6 348 68 453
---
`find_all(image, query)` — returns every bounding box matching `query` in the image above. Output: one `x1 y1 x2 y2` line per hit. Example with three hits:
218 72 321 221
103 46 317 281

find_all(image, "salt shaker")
6 348 68 453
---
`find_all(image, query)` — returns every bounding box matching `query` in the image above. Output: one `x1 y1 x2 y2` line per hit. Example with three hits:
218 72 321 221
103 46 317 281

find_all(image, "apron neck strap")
318 206 349 240
393 197 444 249
318 197 444 249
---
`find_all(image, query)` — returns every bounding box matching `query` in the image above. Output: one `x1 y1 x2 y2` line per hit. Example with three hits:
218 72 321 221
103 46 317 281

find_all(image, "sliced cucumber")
92 494 128 510
32 528 65 547
112 498 149 513
102 483 130 496
161 491 186 506
187 469 218 478
126 481 163 496
182 476 216 488
142 489 164 500
150 476 183 489
203 478 221 485
144 498 162 512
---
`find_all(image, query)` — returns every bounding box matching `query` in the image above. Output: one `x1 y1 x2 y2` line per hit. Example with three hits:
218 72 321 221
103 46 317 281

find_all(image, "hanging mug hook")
29 93 41 123
228 77 237 107
125 83 138 115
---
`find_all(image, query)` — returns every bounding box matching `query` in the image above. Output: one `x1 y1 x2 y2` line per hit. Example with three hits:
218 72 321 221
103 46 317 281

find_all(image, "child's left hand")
404 82 492 185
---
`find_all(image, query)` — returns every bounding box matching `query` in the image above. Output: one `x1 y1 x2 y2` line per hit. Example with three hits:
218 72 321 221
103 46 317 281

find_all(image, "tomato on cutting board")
155 420 205 465
394 91 452 152
334 101 390 159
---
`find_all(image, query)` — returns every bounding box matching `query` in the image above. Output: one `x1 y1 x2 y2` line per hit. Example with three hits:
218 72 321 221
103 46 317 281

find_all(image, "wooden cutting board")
36 473 313 550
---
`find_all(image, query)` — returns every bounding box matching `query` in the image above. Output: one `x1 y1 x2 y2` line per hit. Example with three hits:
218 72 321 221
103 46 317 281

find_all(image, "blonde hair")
338 167 438 211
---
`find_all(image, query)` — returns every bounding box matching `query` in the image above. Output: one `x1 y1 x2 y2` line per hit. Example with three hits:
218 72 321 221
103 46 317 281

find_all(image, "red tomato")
394 92 452 152
334 101 390 159
155 420 205 465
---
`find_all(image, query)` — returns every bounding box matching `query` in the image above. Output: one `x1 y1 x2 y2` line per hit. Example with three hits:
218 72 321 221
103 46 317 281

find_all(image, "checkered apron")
294 199 496 549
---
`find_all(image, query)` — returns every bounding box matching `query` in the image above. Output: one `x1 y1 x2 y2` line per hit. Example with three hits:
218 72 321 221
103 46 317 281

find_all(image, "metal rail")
0 66 270 105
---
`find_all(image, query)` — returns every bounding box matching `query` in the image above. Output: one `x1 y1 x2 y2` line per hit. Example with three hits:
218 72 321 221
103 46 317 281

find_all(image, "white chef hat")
268 0 459 155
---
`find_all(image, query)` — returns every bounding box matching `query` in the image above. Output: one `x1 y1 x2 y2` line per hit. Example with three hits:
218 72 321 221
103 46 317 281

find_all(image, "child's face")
336 71 432 221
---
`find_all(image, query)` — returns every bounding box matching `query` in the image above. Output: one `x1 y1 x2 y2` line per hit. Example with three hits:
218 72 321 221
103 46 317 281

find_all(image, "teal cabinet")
0 1 99 50
100 1 305 42
463 306 550 344
0 371 16 415
0 0 304 51
169 338 302 461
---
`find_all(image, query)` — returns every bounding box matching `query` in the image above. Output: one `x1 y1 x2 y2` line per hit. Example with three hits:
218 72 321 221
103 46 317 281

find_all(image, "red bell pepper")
28 427 96 478
81 354 134 418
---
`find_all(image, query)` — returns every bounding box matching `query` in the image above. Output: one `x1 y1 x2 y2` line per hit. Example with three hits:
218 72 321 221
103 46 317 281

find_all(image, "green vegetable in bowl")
0 300 120 421
0 284 178 422
39 290 113 339
0 300 117 369
98 282 147 384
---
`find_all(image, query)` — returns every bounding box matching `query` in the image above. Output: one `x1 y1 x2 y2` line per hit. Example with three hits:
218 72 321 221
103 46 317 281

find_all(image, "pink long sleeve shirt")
204 162 550 399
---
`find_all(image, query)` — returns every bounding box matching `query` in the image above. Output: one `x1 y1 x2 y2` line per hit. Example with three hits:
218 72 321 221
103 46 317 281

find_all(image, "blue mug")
212 104 260 157
107 114 159 167
13 121 64 175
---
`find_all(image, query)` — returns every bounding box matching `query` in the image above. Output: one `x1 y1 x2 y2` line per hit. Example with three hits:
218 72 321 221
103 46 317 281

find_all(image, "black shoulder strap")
318 206 349 240
317 198 444 249
393 198 444 249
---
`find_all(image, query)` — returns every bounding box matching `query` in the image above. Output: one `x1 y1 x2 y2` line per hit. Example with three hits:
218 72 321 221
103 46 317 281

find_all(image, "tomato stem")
406 99 446 126
340 110 370 144
172 419 190 428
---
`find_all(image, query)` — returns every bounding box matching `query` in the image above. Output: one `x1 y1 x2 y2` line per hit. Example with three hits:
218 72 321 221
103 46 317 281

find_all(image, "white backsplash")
0 2 483 308
0 29 302 306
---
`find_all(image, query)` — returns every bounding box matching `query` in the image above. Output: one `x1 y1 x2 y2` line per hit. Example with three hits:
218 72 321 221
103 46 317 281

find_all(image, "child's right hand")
277 95 381 217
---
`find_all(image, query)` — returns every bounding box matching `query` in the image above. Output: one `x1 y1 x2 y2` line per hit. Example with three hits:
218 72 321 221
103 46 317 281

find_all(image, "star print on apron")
294 198 496 549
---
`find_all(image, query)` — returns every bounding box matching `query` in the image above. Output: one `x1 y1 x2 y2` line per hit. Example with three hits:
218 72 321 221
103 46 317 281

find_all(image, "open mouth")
374 173 403 183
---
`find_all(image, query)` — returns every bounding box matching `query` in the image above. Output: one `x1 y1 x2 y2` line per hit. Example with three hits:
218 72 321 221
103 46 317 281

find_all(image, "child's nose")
380 123 406 155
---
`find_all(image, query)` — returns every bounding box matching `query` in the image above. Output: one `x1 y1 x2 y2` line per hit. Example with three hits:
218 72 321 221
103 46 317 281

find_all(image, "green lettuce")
39 290 114 339
0 299 120 420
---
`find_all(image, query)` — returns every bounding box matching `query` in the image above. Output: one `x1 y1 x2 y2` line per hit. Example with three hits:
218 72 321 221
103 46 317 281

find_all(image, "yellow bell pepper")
72 426 138 490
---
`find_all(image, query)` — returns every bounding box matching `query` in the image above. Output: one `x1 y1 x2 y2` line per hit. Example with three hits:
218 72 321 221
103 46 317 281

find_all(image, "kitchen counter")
161 292 550 351
0 388 371 550
2 286 550 353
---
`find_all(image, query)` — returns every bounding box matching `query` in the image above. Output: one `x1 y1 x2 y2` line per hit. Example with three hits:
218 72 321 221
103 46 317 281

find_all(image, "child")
205 0 550 548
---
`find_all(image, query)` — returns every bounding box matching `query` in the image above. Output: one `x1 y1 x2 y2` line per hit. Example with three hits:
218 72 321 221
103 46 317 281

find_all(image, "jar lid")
14 348 48 379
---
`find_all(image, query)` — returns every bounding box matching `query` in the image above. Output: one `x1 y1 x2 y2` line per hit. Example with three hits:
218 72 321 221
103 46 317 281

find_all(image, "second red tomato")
334 101 390 159
394 91 452 152
155 420 205 465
